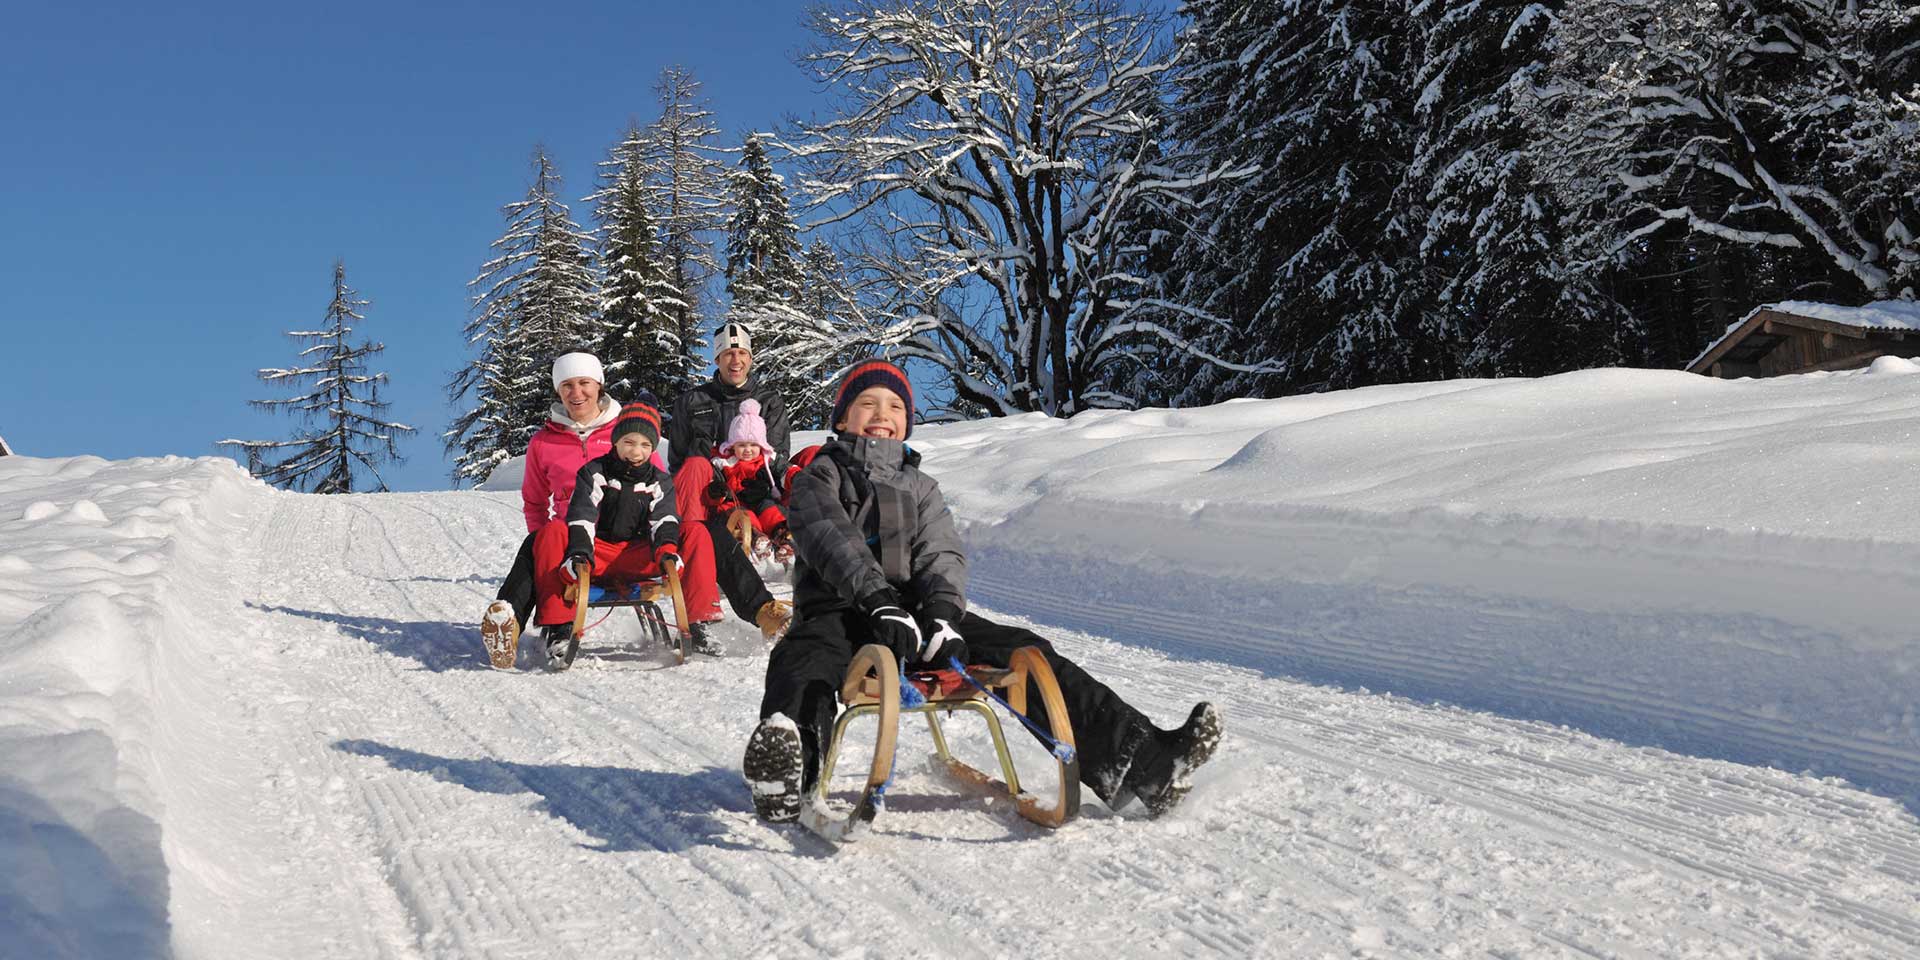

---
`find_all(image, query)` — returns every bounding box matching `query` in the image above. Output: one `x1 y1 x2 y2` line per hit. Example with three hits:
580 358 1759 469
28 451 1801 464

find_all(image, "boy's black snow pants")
701 517 777 620
497 520 775 625
759 607 1151 804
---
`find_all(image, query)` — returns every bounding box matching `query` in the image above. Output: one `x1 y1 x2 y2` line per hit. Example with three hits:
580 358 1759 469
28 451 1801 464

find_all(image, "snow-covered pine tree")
1407 0 1633 377
761 239 876 428
645 66 729 392
786 0 1258 417
1164 0 1423 402
589 122 687 404
445 147 599 485
723 132 821 413
221 261 413 493
724 134 804 311
1520 0 1920 363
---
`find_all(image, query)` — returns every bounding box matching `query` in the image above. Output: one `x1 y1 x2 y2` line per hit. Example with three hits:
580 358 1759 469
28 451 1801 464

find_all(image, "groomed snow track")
183 482 1920 957
6 449 1920 959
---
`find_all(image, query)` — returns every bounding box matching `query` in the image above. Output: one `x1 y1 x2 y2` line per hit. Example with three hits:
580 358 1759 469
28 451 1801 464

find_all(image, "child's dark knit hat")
611 402 662 447
831 358 914 438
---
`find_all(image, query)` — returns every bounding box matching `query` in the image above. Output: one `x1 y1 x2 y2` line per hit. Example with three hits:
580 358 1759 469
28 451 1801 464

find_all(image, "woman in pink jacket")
481 352 631 668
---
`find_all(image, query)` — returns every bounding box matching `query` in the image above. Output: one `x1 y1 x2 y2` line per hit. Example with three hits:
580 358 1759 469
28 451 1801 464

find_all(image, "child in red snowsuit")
704 398 790 558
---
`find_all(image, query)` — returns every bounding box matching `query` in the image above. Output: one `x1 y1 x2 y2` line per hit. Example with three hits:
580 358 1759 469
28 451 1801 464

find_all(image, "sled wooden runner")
725 508 757 559
565 560 693 665
803 644 900 842
811 644 1080 841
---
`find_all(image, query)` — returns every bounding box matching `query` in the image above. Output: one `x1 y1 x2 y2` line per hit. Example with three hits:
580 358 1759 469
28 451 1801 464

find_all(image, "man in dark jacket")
665 322 794 649
668 321 793 488
743 359 1223 826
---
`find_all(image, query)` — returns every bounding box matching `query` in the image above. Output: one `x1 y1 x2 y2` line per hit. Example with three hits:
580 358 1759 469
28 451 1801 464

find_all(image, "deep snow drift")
5 364 1920 959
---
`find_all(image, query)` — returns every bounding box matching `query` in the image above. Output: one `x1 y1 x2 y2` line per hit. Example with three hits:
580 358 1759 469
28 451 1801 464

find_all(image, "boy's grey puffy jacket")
787 436 967 617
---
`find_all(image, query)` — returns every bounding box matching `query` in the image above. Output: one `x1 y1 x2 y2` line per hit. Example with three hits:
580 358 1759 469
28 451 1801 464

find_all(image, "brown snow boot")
755 599 793 642
481 600 520 670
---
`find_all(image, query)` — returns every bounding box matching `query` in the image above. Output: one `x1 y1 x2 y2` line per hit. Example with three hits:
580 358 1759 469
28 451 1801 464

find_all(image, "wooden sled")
806 644 1080 842
563 559 693 665
725 508 757 558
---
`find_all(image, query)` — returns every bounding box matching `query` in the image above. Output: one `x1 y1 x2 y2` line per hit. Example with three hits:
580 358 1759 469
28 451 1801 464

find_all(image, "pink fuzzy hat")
721 399 771 456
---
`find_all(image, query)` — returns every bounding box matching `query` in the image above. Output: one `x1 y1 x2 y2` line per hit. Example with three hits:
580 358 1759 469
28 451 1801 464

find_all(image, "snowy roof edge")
1686 299 1920 371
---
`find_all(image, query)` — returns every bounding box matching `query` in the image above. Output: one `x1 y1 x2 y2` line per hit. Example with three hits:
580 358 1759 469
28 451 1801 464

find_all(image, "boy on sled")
743 359 1222 822
531 402 726 668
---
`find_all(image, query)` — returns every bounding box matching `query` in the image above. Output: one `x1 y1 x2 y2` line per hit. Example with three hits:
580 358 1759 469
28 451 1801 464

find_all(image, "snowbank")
474 454 524 492
0 455 264 959
917 366 1920 799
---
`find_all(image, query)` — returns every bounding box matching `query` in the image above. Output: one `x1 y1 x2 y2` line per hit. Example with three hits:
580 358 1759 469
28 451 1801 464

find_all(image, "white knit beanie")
716 322 752 355
551 352 605 389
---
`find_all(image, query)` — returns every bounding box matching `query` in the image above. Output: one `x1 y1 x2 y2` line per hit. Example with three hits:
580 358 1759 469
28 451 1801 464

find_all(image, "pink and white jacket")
520 397 622 532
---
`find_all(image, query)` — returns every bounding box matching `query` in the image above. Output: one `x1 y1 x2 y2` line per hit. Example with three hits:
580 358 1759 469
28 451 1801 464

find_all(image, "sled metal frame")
813 644 1080 839
564 560 693 665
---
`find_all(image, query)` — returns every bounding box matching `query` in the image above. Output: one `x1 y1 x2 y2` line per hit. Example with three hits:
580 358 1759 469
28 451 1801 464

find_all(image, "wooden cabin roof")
1687 300 1920 376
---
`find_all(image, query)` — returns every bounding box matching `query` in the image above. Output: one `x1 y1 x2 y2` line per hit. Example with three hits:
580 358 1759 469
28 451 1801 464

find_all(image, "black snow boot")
1127 703 1223 818
690 621 725 657
743 714 806 823
543 624 579 672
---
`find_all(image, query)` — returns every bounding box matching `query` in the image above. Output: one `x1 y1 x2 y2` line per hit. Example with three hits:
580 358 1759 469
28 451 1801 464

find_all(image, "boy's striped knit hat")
610 402 662 447
831 358 914 439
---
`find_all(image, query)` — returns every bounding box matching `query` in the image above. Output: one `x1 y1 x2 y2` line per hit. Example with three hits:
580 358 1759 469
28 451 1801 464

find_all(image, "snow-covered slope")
925 364 1920 798
5 365 1920 958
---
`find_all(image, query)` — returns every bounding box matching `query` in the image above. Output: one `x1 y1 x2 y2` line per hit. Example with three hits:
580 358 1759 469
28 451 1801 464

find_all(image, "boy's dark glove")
914 602 969 667
558 553 590 584
860 589 922 664
705 479 730 503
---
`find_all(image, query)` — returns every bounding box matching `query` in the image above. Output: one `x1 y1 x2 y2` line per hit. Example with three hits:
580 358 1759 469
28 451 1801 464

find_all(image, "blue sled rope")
946 656 1077 764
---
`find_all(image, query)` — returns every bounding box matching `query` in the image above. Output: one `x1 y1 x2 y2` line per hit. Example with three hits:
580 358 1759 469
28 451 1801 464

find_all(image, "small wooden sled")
725 508 758 559
806 643 1080 842
563 560 693 665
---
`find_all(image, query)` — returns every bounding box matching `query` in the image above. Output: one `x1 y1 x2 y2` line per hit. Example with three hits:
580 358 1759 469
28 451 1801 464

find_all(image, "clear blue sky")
1 0 829 491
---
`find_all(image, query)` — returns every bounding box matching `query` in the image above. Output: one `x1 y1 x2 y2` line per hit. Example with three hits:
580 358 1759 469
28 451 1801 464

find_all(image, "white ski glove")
914 603 969 666
862 591 923 663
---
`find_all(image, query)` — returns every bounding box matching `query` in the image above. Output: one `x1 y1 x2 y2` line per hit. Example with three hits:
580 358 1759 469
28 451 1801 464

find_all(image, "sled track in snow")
968 563 1920 957
967 542 1920 796
199 488 1920 958
241 491 1131 957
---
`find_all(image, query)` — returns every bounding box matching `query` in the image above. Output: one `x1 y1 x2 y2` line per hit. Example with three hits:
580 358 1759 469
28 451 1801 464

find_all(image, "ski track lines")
964 590 1920 958
234 492 1015 957
969 543 1920 791
216 488 1920 958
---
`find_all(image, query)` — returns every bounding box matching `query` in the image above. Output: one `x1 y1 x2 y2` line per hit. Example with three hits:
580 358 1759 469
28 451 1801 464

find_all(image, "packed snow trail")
144 481 1920 958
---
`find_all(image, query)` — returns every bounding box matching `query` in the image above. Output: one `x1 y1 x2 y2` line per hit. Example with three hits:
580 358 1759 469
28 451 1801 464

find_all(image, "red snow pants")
530 519 723 626
674 457 719 525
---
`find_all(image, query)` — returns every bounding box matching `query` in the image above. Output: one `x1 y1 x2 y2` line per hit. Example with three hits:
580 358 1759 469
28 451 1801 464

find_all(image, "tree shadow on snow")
247 602 490 673
333 739 814 856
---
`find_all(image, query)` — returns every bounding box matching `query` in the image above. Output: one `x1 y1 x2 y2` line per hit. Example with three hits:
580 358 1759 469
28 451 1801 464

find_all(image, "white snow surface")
6 367 1920 958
